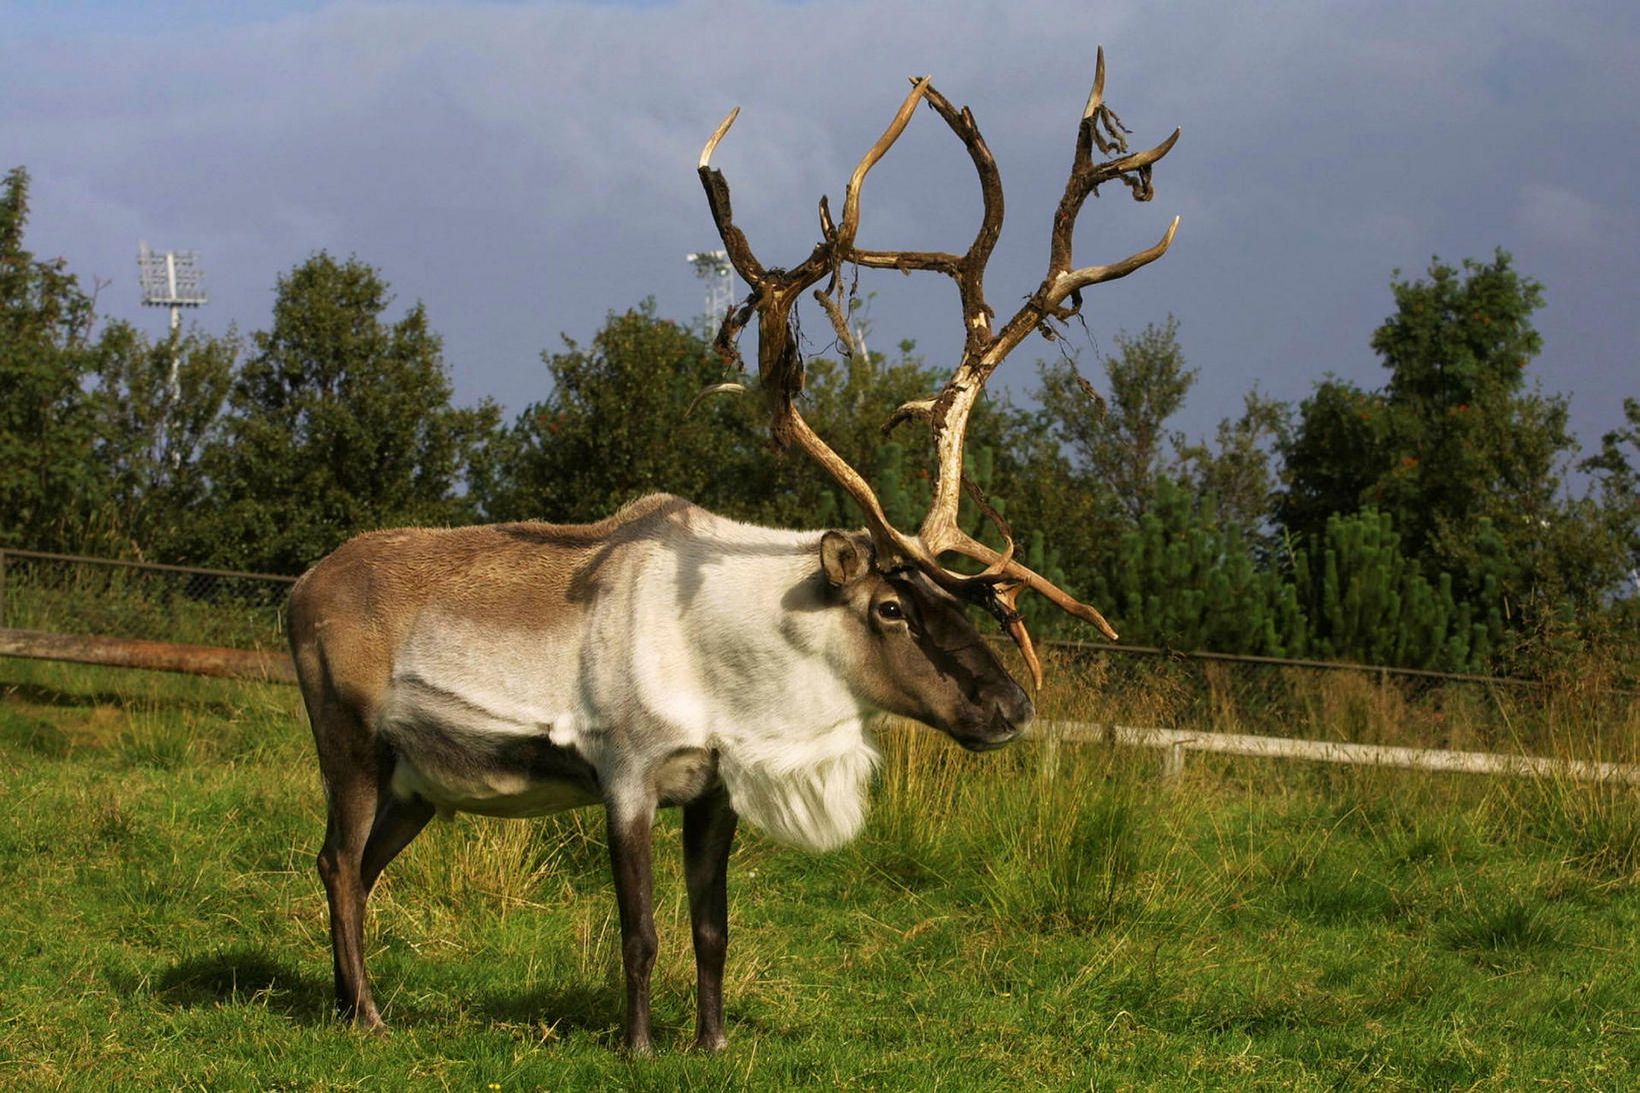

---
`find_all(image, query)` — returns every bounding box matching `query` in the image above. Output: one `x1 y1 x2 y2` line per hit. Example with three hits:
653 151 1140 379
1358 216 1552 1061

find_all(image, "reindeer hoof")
339 1004 387 1035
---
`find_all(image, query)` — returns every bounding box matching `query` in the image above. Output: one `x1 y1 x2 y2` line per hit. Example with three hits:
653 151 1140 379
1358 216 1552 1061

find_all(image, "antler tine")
850 80 1004 360
1053 214 1180 299
986 583 1044 690
684 381 748 419
699 106 740 170
835 78 931 248
837 79 1015 572
882 397 937 435
959 476 1017 579
697 108 769 288
813 282 864 364
842 54 1162 660
696 88 937 571
941 525 1117 636
1082 46 1107 122
896 47 1172 656
973 51 1178 374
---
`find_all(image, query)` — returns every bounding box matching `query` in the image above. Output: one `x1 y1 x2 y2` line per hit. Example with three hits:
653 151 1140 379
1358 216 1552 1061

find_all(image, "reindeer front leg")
606 792 658 1054
683 788 738 1051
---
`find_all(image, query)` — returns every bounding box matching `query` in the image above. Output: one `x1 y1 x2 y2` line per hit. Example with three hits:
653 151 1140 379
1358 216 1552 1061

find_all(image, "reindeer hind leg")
312 700 387 1030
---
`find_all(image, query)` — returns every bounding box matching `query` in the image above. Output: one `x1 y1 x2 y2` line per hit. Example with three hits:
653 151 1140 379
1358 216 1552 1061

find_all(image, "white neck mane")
714 714 881 851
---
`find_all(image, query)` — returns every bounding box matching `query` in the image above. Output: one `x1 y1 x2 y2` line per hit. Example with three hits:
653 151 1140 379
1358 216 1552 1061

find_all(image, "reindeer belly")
376 668 601 819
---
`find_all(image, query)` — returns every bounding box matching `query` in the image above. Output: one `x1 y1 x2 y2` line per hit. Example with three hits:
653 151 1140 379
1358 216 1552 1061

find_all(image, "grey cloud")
2 0 1635 478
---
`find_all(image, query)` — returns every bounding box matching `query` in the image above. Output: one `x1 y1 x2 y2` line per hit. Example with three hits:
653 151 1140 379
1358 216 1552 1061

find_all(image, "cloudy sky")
4 0 1636 477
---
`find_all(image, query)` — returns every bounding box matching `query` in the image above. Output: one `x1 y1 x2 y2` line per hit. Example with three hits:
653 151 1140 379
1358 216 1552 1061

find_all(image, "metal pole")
166 252 181 403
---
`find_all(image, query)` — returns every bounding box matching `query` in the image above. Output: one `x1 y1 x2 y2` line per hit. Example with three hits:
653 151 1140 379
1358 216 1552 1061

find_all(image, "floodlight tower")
137 241 207 404
686 249 734 327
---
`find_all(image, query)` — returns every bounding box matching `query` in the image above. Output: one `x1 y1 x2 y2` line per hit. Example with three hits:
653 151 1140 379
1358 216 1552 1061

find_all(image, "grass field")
2 654 1637 1090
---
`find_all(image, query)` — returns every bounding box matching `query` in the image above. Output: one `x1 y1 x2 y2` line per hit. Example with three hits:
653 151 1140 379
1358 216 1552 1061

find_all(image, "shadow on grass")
479 981 628 1042
1 677 247 719
0 709 74 757
144 947 332 1024
3 679 139 710
138 945 639 1040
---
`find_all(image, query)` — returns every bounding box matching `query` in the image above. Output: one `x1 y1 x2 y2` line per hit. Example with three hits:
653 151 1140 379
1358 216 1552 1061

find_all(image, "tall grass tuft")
971 752 1147 930
863 719 973 889
1440 897 1560 959
1487 773 1640 881
872 720 1153 931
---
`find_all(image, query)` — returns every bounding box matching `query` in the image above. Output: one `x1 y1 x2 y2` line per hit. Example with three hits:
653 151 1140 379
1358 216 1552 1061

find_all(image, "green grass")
2 656 1638 1090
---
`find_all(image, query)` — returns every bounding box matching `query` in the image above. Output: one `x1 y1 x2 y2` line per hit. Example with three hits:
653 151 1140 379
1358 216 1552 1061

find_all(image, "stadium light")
137 241 207 336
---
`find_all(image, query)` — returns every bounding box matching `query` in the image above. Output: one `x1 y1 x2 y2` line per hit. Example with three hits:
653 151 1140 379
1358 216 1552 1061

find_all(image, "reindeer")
287 49 1178 1053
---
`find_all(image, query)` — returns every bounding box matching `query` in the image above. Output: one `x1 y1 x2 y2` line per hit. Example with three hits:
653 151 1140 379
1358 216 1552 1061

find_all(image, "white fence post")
1162 741 1187 781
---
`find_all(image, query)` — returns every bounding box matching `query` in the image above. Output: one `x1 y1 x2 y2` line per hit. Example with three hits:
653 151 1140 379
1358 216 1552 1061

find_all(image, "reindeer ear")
820 531 873 588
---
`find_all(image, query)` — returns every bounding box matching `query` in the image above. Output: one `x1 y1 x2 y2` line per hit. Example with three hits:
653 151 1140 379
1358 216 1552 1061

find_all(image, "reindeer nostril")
1008 692 1036 732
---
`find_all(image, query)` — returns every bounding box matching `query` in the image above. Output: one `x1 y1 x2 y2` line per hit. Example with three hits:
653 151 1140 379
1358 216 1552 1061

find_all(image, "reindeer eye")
876 601 905 621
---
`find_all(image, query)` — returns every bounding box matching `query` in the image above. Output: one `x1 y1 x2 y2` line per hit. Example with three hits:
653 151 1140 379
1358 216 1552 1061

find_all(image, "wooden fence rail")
0 628 297 683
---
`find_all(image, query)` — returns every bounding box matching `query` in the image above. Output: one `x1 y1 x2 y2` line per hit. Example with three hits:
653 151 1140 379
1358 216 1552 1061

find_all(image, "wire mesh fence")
1030 640 1638 759
0 548 294 653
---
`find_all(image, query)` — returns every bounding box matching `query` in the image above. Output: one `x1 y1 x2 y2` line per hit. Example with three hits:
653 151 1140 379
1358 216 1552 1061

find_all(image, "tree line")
3 167 1636 672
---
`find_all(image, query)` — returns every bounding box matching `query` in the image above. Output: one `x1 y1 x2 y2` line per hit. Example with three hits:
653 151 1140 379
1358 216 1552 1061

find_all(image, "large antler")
698 48 1179 688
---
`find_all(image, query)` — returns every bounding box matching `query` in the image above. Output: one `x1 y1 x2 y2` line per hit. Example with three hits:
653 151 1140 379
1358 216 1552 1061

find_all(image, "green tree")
1184 387 1289 549
1274 379 1387 548
482 301 774 525
1036 317 1194 523
484 304 1025 541
1369 252 1562 570
1085 476 1301 655
1290 509 1498 671
1021 317 1302 642
1280 251 1619 641
196 253 498 573
87 322 237 557
0 167 103 549
1023 319 1197 618
1580 397 1640 583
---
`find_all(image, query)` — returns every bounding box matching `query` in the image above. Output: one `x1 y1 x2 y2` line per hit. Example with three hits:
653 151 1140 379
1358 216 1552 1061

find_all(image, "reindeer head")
817 530 1032 751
